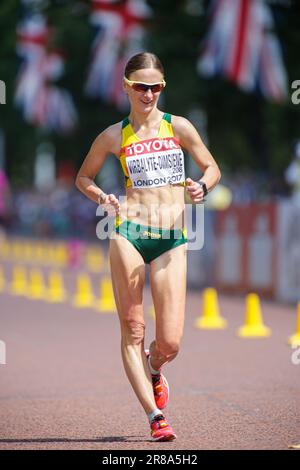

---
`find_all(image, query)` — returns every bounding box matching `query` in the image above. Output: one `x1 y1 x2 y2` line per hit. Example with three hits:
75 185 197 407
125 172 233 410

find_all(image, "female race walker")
76 52 221 442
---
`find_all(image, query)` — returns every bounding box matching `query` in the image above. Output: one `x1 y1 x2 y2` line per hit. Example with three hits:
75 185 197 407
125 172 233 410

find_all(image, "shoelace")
151 414 166 424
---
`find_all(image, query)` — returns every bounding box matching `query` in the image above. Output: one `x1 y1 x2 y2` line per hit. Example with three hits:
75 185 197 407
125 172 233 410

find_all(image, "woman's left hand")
185 177 205 203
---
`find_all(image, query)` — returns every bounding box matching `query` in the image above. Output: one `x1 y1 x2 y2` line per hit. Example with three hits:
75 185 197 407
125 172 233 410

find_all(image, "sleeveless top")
119 113 186 189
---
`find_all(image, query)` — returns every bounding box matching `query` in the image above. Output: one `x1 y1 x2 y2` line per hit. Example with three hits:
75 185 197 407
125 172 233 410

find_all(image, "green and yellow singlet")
119 113 186 190
113 112 188 264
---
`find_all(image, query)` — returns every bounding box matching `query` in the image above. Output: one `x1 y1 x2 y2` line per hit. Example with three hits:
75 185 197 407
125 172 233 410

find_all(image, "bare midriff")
118 184 186 230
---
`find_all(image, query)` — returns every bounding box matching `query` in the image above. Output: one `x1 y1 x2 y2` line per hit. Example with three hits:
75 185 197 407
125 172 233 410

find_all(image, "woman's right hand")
100 193 120 216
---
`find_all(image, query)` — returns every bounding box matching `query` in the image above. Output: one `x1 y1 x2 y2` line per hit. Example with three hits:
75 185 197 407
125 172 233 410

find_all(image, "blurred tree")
0 0 299 188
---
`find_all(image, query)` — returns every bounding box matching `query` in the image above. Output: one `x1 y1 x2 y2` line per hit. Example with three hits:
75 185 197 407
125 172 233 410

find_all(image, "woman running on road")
76 52 221 441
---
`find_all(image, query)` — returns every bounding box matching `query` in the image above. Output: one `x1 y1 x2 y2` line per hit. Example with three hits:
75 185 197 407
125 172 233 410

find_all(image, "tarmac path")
0 273 299 450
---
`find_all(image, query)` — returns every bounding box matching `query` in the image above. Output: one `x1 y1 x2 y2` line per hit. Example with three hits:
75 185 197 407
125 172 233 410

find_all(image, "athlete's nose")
142 90 153 103
144 88 153 97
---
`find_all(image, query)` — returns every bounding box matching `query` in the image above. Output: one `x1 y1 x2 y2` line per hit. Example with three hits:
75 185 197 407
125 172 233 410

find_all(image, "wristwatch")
197 180 208 197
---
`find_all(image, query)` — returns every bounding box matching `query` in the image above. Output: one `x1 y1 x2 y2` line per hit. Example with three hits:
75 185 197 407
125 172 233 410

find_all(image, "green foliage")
0 0 300 186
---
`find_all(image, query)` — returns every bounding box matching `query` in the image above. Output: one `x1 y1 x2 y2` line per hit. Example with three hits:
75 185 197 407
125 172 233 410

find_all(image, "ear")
122 80 128 93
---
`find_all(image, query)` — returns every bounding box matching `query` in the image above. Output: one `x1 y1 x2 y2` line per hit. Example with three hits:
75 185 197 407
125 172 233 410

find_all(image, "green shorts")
113 218 188 264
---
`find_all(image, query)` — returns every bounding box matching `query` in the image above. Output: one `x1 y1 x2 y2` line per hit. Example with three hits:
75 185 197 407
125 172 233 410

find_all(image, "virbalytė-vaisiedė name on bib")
125 137 185 189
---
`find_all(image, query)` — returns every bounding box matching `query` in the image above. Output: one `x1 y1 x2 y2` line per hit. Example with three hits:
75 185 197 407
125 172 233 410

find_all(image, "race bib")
125 137 185 189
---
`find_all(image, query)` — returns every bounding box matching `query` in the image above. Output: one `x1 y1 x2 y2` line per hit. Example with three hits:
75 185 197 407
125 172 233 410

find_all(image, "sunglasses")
124 76 166 93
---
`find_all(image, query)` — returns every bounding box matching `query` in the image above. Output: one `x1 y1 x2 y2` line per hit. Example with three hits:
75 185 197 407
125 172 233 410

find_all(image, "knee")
121 311 145 345
156 339 180 359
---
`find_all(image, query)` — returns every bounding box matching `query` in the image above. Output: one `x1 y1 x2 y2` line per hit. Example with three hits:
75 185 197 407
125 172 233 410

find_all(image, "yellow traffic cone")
18 240 24 260
46 271 67 303
95 277 116 312
86 248 104 273
54 243 68 268
73 274 95 308
148 305 156 319
1 239 10 260
237 293 271 338
45 244 56 266
194 288 227 329
27 269 46 300
288 303 300 347
12 241 22 261
10 266 28 296
0 266 5 292
23 242 33 263
35 243 46 264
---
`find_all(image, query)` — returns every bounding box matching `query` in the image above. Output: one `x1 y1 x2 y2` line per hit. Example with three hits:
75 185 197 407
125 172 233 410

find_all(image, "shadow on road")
0 436 152 444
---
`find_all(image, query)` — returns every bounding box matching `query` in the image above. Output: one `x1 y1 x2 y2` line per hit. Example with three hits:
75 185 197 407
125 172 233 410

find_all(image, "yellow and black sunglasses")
124 76 166 93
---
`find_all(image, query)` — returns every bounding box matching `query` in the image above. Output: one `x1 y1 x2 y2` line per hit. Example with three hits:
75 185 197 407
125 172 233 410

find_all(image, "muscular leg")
109 234 157 414
149 243 187 371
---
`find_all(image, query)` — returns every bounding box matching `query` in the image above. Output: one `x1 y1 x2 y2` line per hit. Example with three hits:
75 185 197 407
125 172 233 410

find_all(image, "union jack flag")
85 0 152 110
197 0 288 102
15 1 77 133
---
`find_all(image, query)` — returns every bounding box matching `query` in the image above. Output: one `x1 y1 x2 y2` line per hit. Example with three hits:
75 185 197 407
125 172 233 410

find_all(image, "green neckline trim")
123 113 171 129
163 113 171 123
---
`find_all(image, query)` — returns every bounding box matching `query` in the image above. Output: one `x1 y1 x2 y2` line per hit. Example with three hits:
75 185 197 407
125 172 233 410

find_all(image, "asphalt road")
0 268 299 450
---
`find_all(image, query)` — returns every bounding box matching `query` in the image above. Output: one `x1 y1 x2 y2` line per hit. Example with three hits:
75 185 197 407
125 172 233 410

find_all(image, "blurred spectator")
5 169 291 240
12 184 99 240
285 141 300 204
0 169 13 238
222 170 288 205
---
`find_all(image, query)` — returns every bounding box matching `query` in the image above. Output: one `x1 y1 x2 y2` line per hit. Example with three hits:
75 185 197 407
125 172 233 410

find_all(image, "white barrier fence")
186 199 300 303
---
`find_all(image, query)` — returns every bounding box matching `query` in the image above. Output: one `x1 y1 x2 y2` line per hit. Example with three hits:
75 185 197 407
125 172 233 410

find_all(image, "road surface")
0 269 299 450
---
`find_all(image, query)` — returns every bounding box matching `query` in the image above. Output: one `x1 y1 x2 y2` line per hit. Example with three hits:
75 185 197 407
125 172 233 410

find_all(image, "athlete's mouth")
141 99 153 105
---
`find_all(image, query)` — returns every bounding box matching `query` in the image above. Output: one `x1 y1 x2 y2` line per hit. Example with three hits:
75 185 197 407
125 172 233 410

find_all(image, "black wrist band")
198 180 208 197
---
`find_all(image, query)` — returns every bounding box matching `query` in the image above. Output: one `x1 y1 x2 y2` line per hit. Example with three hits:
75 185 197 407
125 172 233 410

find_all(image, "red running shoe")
145 349 169 410
150 414 177 442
